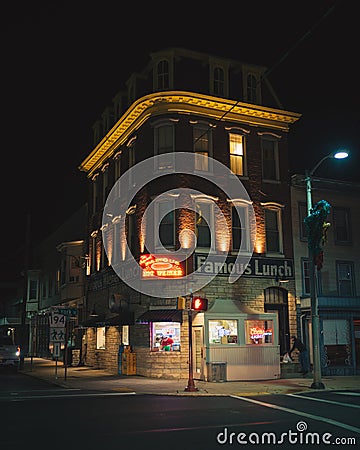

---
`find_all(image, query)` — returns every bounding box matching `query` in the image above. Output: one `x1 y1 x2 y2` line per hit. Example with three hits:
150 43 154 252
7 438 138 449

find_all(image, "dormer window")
157 60 170 90
213 67 224 96
247 74 257 103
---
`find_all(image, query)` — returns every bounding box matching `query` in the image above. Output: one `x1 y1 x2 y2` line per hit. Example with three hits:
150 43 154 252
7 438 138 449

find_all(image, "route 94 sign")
48 312 66 328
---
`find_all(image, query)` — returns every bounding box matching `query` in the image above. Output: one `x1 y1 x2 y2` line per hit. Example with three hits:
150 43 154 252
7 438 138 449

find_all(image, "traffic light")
177 296 186 310
191 296 208 311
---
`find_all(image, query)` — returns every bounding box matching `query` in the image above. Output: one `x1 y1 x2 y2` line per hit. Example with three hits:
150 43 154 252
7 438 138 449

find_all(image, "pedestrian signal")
191 296 208 311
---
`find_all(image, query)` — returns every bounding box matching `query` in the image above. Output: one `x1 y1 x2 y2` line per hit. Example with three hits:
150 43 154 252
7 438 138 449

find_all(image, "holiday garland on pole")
304 199 331 270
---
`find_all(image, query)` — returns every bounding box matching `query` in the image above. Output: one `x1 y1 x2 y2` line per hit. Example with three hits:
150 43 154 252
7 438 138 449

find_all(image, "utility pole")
20 213 31 370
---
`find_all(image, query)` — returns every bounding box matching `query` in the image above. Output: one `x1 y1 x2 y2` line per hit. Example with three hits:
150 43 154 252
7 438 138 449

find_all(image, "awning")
77 312 134 328
136 309 183 324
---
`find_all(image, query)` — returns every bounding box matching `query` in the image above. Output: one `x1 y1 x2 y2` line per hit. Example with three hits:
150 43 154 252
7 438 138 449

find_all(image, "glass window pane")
208 320 238 344
152 322 181 351
245 320 273 344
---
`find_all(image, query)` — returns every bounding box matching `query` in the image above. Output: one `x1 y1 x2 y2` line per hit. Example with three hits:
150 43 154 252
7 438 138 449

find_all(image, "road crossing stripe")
288 393 360 409
231 395 360 434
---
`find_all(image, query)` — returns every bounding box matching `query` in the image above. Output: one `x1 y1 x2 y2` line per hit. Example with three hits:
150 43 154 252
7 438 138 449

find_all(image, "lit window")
245 320 273 344
152 322 181 351
229 133 245 176
96 327 106 350
208 320 238 344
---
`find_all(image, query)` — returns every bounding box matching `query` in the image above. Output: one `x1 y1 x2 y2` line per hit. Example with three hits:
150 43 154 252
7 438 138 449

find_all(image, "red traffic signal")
191 296 208 311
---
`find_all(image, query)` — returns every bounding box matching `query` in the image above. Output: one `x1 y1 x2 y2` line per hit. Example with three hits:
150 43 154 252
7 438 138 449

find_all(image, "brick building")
78 48 301 380
291 174 360 375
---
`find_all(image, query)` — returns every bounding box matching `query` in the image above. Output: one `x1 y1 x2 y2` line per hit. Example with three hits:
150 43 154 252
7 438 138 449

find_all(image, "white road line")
230 395 360 434
336 392 360 396
288 393 360 409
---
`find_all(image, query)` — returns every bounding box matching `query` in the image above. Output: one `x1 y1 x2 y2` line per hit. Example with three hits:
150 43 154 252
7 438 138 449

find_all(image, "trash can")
207 362 227 382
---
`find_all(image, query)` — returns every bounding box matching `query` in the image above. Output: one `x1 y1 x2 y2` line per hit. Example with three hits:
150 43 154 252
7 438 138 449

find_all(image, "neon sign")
139 254 185 279
249 327 273 340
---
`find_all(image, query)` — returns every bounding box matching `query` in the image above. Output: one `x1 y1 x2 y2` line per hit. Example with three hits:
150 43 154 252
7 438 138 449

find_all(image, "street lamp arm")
308 154 331 177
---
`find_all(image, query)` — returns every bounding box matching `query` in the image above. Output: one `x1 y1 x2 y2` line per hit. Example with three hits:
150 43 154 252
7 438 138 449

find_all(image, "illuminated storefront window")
151 322 181 351
208 319 238 344
245 320 273 344
96 327 106 350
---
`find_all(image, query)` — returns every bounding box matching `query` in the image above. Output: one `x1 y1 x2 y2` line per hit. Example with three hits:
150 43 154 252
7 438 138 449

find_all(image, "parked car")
0 332 20 372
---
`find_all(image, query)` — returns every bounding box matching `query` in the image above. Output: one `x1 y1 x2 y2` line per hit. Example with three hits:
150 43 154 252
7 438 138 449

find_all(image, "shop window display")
209 319 238 344
245 320 273 344
151 322 181 351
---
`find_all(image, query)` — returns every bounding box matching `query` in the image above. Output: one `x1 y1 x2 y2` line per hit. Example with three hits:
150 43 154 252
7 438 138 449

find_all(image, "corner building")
78 48 301 380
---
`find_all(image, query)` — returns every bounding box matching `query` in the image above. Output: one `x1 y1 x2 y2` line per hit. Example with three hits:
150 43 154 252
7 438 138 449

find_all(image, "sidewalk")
20 358 360 396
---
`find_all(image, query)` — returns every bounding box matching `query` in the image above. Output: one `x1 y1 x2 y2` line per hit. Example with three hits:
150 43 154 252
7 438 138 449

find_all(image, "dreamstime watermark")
216 421 357 445
102 152 256 297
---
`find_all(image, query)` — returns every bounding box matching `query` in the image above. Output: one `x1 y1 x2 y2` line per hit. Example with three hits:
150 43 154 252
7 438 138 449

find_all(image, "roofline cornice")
79 91 301 177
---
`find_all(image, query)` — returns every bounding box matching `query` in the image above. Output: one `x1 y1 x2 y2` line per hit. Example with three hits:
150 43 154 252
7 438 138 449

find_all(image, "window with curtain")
229 133 245 176
96 327 106 350
323 319 351 367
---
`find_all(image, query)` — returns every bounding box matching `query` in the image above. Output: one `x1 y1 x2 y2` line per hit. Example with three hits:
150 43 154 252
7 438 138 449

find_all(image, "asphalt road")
1 371 359 449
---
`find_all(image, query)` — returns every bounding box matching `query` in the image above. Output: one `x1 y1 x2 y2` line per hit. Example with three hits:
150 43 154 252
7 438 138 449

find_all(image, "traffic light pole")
185 295 198 392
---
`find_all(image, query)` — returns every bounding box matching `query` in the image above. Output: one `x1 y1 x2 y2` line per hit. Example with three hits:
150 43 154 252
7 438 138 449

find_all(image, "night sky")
1 1 359 270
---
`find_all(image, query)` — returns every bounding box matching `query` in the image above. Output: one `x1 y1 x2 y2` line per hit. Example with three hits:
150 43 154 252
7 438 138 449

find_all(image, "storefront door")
192 326 204 380
264 286 290 355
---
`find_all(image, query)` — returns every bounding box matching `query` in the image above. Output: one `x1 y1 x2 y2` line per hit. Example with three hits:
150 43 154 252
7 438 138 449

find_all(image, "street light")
305 149 349 389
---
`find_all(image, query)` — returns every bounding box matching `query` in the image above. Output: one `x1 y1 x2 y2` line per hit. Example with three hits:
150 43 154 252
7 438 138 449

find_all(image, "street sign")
48 312 66 328
49 327 66 343
53 342 61 358
54 307 77 317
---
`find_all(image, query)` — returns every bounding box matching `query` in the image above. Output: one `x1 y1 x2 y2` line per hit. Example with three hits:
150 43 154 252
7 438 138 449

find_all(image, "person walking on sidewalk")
289 336 311 376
